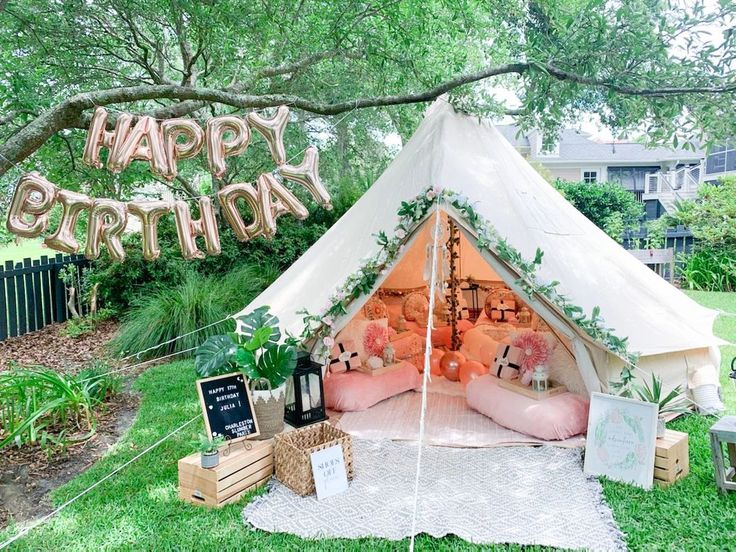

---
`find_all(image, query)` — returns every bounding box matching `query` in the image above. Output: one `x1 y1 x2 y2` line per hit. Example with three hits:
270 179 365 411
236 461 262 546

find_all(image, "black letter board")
196 373 260 442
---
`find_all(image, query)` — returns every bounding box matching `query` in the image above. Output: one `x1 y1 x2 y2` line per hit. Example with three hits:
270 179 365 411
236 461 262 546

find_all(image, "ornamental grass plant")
110 263 280 360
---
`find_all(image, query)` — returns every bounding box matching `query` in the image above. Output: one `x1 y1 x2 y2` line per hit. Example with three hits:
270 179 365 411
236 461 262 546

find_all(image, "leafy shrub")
676 176 736 248
0 364 120 450
667 176 736 291
110 263 280 360
63 317 95 338
89 177 368 311
553 180 644 241
88 217 191 311
679 247 736 292
61 307 118 338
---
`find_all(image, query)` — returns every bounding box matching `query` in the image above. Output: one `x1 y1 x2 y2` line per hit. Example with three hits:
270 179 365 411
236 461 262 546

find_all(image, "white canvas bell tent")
237 100 721 394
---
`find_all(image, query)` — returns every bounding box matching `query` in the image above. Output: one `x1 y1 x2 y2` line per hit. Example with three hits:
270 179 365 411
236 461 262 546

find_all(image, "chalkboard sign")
196 373 260 442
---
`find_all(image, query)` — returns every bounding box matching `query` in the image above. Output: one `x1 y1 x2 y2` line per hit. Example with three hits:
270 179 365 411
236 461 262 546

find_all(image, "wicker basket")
274 421 354 496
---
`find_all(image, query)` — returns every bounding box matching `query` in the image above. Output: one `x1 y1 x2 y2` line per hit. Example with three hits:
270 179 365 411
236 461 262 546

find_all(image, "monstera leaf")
235 306 281 345
258 343 297 388
195 334 238 378
242 326 274 352
234 347 258 380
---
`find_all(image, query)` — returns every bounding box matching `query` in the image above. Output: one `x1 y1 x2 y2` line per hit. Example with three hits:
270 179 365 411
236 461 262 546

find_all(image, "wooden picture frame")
583 392 658 489
196 372 260 443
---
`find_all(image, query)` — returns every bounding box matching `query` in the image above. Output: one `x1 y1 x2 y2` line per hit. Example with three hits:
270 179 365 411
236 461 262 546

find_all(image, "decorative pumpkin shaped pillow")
402 291 429 322
363 296 388 320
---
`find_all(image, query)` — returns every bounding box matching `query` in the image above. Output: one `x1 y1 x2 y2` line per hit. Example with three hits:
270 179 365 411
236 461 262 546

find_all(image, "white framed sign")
310 444 349 500
583 392 658 489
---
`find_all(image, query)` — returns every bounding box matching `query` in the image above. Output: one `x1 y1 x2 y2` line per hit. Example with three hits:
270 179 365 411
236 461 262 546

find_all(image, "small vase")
201 450 219 469
656 415 666 438
252 383 286 439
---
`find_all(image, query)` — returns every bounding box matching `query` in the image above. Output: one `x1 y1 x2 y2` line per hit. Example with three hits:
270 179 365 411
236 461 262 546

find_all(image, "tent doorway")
323 211 591 447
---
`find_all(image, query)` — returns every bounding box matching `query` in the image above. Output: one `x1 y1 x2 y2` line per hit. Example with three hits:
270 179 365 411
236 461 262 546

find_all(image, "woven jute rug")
243 439 626 550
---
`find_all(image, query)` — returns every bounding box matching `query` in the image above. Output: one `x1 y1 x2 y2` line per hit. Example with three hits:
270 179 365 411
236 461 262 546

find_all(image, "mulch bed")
0 320 120 373
0 319 149 531
0 391 140 530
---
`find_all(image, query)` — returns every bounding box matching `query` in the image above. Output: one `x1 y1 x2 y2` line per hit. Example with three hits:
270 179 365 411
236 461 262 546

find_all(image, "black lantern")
284 352 327 427
461 281 481 322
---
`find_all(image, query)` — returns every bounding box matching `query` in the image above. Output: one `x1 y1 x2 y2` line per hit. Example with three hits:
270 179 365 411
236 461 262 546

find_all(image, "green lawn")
2 293 735 550
0 240 52 264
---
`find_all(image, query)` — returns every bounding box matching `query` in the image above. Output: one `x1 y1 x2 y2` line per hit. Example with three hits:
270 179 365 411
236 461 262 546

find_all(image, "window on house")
608 166 660 192
540 133 558 155
706 142 736 175
583 171 598 183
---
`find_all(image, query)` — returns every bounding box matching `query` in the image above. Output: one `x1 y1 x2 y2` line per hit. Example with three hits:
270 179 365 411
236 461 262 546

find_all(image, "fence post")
23 258 37 333
4 260 17 337
40 255 52 326
32 258 44 328
52 253 67 323
0 263 6 341
14 260 27 335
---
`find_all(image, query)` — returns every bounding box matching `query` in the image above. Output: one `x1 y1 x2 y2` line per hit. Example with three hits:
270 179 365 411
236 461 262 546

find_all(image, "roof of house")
497 125 704 164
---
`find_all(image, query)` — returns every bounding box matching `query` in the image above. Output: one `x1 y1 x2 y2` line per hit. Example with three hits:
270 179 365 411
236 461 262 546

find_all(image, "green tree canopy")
0 0 734 201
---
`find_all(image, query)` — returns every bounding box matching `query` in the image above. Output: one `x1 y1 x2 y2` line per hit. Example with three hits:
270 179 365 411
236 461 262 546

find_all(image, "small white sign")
310 444 349 500
583 392 658 489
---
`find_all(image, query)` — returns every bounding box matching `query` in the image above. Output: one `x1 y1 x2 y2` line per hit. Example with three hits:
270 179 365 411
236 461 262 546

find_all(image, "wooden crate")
178 439 273 507
654 429 689 487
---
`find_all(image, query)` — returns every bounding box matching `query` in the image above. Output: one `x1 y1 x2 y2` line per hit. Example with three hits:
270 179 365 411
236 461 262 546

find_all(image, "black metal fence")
0 253 89 342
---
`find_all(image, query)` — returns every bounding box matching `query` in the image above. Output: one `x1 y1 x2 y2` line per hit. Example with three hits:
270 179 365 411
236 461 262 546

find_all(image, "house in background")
497 125 704 218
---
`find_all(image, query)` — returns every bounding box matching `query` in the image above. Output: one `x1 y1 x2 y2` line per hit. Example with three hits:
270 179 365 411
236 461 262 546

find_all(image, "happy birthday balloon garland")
5 105 332 262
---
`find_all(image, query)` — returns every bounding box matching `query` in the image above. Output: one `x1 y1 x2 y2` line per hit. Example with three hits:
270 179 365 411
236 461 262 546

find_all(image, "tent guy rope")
408 202 442 552
0 415 200 550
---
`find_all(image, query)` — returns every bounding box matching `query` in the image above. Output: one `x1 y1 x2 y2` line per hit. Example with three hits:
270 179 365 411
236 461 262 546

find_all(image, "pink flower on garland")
511 331 550 373
363 322 389 357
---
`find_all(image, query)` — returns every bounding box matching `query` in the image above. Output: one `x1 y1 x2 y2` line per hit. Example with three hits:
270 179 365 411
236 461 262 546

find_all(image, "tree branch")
542 63 736 96
2 59 735 178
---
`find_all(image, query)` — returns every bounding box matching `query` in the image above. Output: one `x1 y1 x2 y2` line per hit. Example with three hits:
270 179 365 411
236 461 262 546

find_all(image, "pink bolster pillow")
324 361 421 412
466 375 589 441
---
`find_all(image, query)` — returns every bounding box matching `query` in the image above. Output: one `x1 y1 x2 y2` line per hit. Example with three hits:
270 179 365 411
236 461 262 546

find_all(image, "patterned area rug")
243 440 626 550
337 390 586 448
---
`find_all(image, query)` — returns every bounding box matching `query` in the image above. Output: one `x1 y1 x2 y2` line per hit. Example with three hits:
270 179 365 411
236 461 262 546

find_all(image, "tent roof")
238 101 719 357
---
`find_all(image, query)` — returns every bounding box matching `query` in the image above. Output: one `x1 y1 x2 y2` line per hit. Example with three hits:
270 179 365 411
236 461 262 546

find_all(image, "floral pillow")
363 322 389 357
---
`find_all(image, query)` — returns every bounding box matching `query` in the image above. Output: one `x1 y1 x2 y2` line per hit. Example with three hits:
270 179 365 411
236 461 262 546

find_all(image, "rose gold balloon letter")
172 198 221 260
6 172 58 238
85 199 128 262
278 146 332 210
44 189 92 253
127 200 173 261
206 116 250 179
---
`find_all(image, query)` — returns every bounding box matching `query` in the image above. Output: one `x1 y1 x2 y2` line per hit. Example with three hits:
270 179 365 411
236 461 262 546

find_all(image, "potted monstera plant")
195 306 297 439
